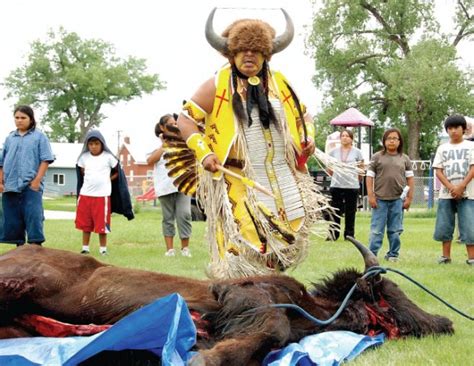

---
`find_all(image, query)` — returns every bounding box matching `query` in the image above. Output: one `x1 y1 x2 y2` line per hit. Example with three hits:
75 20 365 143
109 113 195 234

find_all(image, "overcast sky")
0 0 469 153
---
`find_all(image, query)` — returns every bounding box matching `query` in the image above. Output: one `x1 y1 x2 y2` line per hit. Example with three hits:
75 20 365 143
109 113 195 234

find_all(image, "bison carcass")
0 242 453 365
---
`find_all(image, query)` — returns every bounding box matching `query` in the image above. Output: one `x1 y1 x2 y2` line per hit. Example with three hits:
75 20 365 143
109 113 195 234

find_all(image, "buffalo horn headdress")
205 8 294 60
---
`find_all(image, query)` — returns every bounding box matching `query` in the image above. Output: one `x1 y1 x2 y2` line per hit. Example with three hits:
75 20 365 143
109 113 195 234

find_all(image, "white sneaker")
181 247 192 257
165 249 176 257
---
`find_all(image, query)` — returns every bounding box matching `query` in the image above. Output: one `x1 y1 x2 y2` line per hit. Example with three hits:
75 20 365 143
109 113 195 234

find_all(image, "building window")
147 170 154 181
53 174 65 186
127 154 131 166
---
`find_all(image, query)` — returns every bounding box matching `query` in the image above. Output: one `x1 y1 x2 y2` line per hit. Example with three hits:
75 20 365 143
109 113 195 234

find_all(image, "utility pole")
116 130 123 155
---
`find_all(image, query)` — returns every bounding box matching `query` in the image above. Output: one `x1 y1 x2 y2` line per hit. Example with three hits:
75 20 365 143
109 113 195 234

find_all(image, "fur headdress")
222 19 276 59
205 8 294 60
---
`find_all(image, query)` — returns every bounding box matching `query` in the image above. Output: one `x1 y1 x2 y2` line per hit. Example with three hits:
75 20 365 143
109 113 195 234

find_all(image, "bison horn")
345 236 379 271
205 8 228 55
272 9 294 54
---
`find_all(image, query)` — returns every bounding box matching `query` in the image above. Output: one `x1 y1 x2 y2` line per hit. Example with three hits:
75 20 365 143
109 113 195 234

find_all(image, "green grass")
43 195 78 212
1 201 472 365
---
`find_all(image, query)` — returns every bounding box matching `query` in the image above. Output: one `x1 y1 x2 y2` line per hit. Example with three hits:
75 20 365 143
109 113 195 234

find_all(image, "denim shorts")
2 187 45 244
434 199 474 244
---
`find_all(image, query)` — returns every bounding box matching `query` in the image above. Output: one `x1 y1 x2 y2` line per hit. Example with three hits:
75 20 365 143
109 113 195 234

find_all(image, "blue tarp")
263 331 385 366
0 293 384 366
0 293 196 366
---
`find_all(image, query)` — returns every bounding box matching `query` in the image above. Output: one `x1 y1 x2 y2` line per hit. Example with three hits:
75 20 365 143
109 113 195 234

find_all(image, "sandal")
437 256 451 264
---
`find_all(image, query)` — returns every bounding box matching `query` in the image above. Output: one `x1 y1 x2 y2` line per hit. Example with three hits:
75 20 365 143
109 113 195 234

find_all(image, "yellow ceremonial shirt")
183 64 316 256
183 64 315 178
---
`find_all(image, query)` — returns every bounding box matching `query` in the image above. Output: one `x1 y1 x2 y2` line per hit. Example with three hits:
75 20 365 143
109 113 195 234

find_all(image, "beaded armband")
182 100 206 125
186 133 213 164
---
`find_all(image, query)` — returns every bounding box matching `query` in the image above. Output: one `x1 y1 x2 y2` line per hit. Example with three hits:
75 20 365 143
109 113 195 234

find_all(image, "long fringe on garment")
312 148 366 180
197 123 334 279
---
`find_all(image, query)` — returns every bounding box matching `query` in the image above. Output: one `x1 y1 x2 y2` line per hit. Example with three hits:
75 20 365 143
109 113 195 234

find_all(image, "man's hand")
301 138 315 157
403 197 412 210
368 193 377 209
202 154 221 173
29 179 41 191
450 184 465 199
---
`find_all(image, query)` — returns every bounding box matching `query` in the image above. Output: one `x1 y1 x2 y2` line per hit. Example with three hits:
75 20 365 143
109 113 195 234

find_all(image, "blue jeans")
369 198 404 258
2 187 45 245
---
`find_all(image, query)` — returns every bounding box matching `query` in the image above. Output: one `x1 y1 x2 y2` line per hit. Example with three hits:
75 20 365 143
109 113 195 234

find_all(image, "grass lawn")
2 197 473 365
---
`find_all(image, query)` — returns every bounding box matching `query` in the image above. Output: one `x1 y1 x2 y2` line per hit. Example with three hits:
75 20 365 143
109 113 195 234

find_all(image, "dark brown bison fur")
309 268 453 337
0 244 453 366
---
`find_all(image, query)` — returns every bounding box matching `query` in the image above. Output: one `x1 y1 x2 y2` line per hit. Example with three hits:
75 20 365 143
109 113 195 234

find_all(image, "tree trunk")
79 111 87 143
405 112 425 204
405 112 421 161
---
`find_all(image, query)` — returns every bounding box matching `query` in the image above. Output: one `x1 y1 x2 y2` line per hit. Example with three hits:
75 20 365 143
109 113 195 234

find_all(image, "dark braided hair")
283 81 307 143
231 62 278 129
231 64 247 124
261 62 278 129
261 62 269 94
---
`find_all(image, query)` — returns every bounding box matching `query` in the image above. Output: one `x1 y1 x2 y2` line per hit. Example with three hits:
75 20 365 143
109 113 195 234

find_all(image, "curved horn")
272 9 295 54
345 236 379 271
205 8 228 54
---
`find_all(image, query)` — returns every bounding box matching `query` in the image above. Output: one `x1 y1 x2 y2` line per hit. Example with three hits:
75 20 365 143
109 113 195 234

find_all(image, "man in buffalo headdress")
172 8 329 278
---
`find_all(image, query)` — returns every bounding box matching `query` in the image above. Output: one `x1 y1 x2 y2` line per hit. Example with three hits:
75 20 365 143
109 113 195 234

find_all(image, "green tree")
3 28 164 142
308 0 474 160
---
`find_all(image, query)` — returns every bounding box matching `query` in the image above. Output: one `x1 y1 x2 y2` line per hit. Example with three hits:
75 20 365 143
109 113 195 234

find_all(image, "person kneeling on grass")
75 130 134 255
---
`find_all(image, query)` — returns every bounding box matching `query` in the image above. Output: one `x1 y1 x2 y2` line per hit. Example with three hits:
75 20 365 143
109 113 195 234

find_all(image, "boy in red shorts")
75 130 118 255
